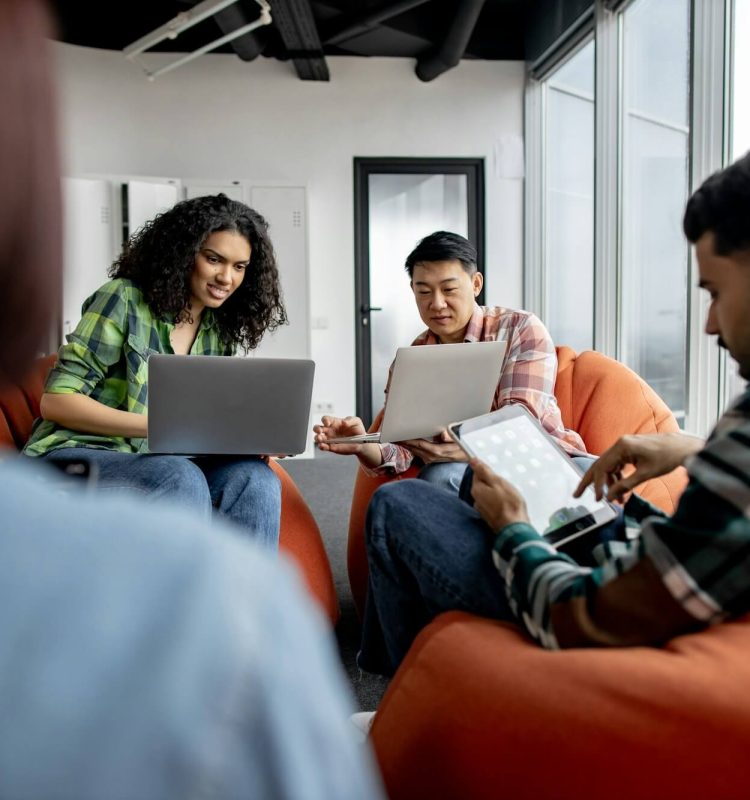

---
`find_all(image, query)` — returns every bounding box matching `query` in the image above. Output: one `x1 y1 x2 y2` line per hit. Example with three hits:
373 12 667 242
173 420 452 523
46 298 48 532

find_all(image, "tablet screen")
455 409 614 545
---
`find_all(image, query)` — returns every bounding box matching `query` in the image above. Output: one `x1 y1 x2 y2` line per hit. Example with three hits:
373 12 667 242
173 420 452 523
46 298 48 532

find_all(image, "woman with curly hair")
23 194 288 548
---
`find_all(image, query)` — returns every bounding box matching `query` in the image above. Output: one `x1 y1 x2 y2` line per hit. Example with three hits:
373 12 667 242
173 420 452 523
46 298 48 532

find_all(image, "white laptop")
329 340 507 444
148 354 315 456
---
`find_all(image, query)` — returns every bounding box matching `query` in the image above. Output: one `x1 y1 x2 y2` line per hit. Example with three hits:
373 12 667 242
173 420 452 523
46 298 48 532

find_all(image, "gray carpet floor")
279 452 390 712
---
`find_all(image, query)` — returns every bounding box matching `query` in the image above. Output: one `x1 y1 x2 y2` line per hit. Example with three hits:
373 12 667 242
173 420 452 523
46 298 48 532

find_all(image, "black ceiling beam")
321 0 433 47
210 1 267 61
270 0 330 81
416 0 487 81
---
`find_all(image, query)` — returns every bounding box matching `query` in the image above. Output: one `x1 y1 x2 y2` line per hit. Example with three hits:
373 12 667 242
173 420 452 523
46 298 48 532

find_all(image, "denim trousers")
417 461 469 492
41 448 281 549
358 477 515 676
358 456 621 676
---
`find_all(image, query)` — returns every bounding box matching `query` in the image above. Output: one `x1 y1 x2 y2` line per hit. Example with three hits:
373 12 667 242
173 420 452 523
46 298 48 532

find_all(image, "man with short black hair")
357 153 750 677
315 231 586 489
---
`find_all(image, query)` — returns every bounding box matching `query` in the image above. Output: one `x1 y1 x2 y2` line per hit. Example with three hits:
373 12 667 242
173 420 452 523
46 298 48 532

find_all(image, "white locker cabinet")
62 177 118 337
62 177 182 341
184 182 310 360
126 180 180 238
184 182 243 201
248 185 309 361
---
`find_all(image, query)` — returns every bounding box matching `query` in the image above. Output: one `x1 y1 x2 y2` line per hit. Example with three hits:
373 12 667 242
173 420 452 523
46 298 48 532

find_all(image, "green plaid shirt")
24 279 233 456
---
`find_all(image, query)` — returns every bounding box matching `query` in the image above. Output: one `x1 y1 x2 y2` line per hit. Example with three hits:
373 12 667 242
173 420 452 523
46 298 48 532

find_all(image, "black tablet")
449 405 617 549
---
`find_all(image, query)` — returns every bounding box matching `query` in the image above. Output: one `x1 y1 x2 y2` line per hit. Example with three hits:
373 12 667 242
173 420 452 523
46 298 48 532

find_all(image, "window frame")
524 32 596 329
524 0 729 437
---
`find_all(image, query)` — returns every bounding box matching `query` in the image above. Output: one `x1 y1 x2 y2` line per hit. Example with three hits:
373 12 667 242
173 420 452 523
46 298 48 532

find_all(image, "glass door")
354 158 484 425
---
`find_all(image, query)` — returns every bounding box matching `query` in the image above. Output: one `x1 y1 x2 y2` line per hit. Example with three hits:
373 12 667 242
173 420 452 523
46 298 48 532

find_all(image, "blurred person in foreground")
0 2 383 797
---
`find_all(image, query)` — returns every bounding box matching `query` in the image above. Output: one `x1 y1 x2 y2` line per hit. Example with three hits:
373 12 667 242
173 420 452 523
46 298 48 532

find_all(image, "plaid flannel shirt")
368 305 586 476
24 279 232 457
493 386 750 649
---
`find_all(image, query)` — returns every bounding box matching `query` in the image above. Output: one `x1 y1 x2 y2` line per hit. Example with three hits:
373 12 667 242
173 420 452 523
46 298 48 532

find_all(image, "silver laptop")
148 354 315 456
329 340 507 444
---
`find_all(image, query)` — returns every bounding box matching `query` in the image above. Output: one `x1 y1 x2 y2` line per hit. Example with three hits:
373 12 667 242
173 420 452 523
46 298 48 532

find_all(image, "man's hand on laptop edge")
314 415 367 450
313 415 384 469
397 429 468 465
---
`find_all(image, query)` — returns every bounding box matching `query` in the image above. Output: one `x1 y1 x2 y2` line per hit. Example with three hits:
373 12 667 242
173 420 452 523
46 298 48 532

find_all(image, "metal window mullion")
720 0 739 408
593 1 620 357
686 0 728 436
523 76 545 318
615 11 627 364
540 83 549 322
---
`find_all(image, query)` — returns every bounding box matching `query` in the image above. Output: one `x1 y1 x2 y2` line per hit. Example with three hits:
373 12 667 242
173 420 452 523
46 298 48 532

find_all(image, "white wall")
54 43 524 419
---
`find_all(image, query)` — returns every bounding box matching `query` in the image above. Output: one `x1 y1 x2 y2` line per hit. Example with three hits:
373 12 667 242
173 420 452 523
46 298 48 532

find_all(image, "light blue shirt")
0 455 383 799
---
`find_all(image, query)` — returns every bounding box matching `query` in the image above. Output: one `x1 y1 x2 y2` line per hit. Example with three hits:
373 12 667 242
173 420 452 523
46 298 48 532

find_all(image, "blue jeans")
418 461 469 492
41 449 281 549
359 459 625 676
358 478 515 676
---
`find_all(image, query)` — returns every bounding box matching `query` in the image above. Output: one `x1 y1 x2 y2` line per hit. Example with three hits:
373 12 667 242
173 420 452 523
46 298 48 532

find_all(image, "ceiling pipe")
322 0 433 47
124 0 240 59
207 1 268 61
123 0 272 79
147 3 271 79
415 0 487 82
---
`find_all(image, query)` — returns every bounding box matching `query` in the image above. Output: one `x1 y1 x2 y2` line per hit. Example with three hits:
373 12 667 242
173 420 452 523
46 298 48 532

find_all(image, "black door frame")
353 156 485 426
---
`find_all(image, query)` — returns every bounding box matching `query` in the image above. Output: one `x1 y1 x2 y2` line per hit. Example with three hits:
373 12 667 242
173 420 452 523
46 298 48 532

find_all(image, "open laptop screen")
148 355 315 456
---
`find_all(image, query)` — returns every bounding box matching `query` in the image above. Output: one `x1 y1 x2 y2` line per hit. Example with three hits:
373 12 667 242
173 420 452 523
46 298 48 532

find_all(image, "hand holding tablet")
449 405 616 549
468 458 530 531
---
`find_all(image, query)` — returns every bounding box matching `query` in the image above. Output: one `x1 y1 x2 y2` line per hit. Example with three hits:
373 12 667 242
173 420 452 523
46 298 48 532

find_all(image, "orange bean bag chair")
371 610 750 800
347 345 688 617
1 356 339 623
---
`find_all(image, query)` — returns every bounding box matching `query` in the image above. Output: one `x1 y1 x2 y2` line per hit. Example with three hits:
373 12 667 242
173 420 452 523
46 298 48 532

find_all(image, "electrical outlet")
313 401 335 415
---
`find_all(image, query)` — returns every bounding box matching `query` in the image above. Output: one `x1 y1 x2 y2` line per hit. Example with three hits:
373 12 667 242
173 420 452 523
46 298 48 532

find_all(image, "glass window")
725 0 750 404
619 0 690 423
731 0 750 159
543 40 595 352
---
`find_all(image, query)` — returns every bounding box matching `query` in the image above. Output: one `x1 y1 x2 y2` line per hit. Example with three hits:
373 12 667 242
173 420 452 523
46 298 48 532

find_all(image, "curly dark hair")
109 194 287 351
